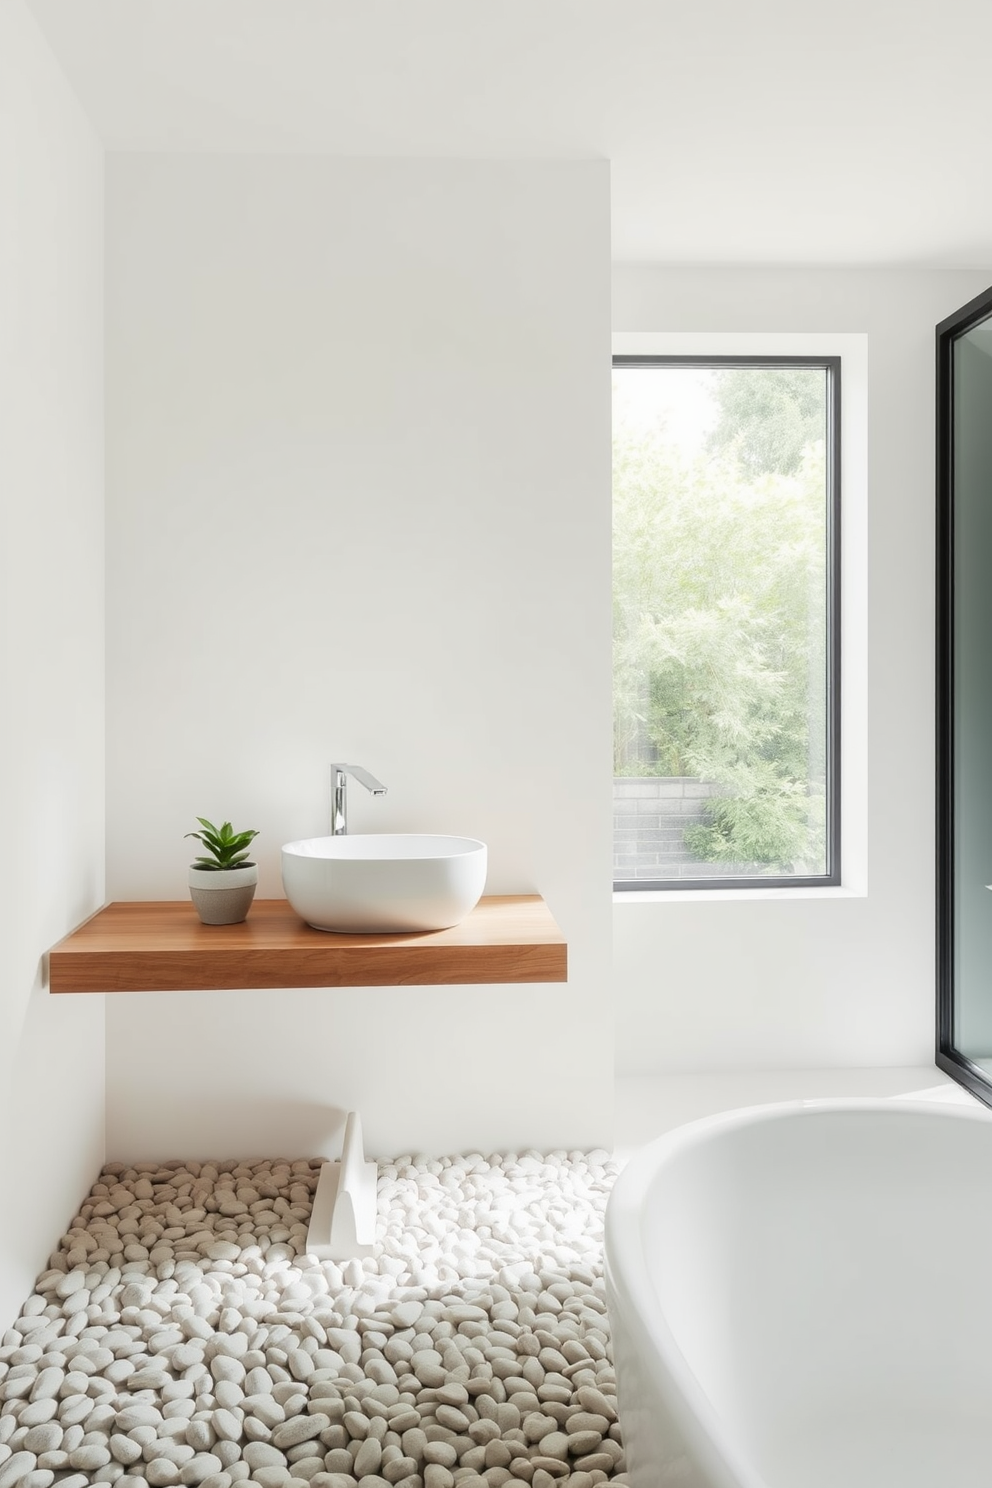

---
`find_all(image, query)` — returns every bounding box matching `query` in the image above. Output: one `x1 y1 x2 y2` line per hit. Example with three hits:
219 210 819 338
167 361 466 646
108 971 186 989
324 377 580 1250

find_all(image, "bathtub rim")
604 1095 992 1488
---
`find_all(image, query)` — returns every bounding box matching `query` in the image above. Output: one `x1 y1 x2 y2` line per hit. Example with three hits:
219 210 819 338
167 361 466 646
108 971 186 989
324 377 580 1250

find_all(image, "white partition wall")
105 157 613 1160
0 1 105 1327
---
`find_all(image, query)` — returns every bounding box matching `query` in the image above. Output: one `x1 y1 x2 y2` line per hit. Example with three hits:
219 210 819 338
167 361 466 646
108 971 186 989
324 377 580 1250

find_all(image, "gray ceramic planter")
188 863 258 925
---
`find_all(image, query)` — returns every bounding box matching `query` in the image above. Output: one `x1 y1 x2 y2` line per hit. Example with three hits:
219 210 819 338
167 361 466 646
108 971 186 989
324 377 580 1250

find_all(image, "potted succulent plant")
186 817 260 925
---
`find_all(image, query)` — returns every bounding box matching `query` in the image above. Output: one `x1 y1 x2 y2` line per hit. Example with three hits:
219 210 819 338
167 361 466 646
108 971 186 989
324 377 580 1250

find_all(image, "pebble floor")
0 1150 628 1488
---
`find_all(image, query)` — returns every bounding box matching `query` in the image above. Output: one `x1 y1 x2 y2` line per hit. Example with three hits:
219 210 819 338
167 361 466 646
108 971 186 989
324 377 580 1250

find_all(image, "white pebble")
22 1425 61 1454
181 1453 224 1484
146 1460 182 1487
0 1453 36 1488
6 1153 623 1488
72 1440 113 1467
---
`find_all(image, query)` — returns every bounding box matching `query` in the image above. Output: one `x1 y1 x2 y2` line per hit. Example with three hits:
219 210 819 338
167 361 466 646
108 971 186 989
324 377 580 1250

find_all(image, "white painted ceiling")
25 0 992 266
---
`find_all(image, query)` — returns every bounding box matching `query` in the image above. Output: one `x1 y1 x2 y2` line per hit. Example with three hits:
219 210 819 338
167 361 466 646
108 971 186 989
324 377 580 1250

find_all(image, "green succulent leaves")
185 816 259 871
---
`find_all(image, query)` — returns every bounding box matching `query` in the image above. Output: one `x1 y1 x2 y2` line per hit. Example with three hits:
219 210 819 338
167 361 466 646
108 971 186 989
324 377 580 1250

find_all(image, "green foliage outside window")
613 366 829 875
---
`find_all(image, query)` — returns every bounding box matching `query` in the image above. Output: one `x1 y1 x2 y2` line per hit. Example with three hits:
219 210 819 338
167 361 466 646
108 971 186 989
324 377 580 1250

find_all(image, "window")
613 356 840 889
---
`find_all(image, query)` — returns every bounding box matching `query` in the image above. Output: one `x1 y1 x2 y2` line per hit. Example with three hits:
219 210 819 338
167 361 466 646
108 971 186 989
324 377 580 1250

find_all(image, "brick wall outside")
614 776 731 881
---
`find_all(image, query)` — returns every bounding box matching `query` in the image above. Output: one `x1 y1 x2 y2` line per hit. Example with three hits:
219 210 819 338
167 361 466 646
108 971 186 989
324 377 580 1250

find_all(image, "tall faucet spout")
331 763 388 835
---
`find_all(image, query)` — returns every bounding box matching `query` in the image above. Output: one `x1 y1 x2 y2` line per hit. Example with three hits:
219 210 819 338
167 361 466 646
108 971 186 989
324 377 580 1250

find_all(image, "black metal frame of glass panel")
936 285 992 1108
612 354 842 892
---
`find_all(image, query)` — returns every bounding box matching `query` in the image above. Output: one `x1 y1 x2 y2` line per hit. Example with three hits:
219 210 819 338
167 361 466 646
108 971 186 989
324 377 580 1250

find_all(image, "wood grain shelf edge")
49 895 567 993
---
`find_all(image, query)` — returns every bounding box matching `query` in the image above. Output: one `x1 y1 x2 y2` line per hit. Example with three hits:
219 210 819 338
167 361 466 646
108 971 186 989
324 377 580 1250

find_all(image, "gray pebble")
575 1386 617 1422
434 1405 470 1432
353 1437 381 1477
422 1442 456 1467
567 1429 603 1454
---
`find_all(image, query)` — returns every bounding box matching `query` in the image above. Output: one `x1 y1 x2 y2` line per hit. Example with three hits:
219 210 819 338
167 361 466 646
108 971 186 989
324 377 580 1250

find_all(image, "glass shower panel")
952 322 992 1070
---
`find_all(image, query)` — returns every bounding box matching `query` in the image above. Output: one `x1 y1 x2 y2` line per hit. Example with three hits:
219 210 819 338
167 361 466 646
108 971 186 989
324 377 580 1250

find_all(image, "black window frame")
612 353 842 892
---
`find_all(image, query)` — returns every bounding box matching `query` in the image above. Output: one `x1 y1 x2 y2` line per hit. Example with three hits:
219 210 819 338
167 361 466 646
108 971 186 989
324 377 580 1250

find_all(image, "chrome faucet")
331 763 388 835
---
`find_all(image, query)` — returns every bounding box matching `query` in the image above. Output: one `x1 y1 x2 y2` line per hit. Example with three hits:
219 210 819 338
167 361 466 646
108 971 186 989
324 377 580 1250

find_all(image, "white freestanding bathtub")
604 1099 992 1488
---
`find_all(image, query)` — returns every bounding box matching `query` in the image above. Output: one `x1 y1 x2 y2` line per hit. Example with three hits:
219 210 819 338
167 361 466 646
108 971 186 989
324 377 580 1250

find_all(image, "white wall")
612 266 992 1075
0 0 105 1326
105 157 613 1161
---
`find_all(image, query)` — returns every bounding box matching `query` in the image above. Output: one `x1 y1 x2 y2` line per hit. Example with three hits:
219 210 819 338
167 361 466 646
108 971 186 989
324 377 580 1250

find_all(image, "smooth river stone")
146 1460 182 1487
211 1410 242 1443
22 1425 61 1455
28 1369 63 1403
152 1441 196 1467
19 1401 58 1428
204 1244 239 1263
423 1465 454 1488
575 1387 616 1422
185 1422 215 1453
19 1472 55 1488
422 1443 457 1468
131 1369 172 1391
67 1444 111 1471
243 1443 287 1471
0 1454 37 1488
433 1405 470 1432
243 1395 282 1428
536 1432 570 1462
435 1385 469 1408
390 1303 423 1329
214 1382 243 1411
565 1412 609 1437
110 1434 144 1465
180 1453 224 1484
269 1414 328 1450
352 1438 382 1477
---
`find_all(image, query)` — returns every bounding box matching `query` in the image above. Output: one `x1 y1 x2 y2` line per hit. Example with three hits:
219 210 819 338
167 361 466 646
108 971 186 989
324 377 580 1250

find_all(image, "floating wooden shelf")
49 895 567 993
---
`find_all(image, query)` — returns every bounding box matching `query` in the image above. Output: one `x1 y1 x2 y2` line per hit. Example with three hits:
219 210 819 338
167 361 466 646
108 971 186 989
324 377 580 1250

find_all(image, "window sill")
613 885 866 904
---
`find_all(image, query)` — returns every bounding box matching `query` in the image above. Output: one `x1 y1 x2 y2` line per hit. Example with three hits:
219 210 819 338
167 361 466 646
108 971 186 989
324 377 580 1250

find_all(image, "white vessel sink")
281 834 488 933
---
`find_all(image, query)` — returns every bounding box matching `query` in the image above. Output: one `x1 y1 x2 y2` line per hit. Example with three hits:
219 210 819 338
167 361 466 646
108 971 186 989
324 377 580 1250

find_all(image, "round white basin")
281 833 488 933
